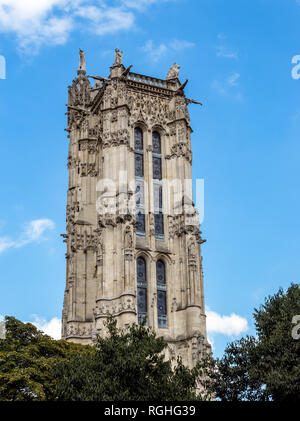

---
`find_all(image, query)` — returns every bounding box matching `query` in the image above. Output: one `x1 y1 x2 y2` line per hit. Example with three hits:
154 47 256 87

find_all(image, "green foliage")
3 283 298 401
53 318 210 401
0 317 90 401
209 283 300 401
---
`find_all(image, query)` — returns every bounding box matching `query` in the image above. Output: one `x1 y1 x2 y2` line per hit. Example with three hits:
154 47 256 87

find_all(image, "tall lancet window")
152 131 164 239
134 127 145 235
137 257 147 325
156 260 167 328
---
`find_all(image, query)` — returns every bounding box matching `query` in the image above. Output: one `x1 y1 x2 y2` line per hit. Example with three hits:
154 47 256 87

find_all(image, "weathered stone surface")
62 49 211 367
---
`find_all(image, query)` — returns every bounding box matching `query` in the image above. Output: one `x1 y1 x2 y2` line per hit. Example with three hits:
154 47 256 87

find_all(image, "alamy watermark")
96 175 205 225
0 55 6 80
292 315 300 340
291 55 300 80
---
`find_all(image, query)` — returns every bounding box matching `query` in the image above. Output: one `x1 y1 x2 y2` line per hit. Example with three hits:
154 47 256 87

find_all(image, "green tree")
53 318 211 401
0 317 91 401
210 283 300 401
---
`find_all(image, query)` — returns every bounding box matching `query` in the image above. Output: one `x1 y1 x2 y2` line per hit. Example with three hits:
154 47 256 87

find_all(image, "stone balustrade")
127 72 168 89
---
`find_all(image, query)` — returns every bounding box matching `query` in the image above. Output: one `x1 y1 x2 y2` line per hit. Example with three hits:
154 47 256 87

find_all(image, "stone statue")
79 49 86 72
114 48 123 65
124 226 133 249
166 63 180 80
188 239 196 258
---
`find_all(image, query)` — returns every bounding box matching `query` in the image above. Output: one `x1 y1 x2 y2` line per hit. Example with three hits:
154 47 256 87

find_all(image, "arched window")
134 128 145 235
156 260 167 328
137 257 147 325
152 131 164 239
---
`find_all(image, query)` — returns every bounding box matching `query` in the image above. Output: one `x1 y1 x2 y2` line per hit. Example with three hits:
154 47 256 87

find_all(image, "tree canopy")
0 316 210 401
53 318 209 401
0 316 91 401
1 283 299 401
209 283 300 401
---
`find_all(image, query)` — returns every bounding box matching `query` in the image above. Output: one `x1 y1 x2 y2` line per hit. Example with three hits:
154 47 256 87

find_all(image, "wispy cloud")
216 45 238 59
169 39 195 50
227 72 240 86
217 33 227 40
121 0 176 11
142 40 168 62
0 0 177 53
206 309 248 336
31 315 61 340
0 218 55 253
216 34 238 59
212 72 243 101
142 38 195 62
74 4 134 36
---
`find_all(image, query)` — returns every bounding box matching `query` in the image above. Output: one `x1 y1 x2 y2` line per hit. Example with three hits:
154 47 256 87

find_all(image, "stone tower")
61 49 211 367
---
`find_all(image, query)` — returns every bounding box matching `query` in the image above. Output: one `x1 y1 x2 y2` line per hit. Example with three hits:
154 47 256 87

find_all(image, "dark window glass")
153 157 162 180
135 127 145 234
135 153 144 177
152 131 161 154
136 211 145 234
156 260 167 328
156 260 166 286
137 257 147 325
154 213 164 237
134 127 143 151
152 131 163 238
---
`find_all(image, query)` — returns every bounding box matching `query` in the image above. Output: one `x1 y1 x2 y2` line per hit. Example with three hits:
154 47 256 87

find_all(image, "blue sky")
0 0 299 357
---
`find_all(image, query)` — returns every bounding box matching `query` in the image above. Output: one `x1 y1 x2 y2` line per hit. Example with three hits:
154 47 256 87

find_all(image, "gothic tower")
62 49 211 367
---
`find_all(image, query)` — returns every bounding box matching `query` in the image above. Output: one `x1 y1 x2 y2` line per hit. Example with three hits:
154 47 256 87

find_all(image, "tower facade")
62 49 211 367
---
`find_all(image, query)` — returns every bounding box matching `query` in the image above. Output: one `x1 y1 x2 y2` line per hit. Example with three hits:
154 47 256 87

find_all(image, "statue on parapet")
166 63 180 80
114 48 123 65
78 49 86 72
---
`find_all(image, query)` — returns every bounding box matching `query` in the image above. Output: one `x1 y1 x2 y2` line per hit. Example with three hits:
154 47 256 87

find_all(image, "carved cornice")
94 293 136 318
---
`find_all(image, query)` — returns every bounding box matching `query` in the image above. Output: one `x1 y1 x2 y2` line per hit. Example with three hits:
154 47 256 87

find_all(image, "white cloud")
0 0 73 51
0 237 15 253
21 219 55 243
206 309 248 336
216 45 238 59
212 72 243 100
121 0 175 11
0 0 176 52
74 4 134 36
142 38 195 62
228 72 240 86
216 34 238 59
31 315 62 340
169 39 195 51
0 218 55 253
142 40 168 62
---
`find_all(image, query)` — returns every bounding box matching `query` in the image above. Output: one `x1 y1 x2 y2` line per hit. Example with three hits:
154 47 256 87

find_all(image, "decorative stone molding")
94 293 136 318
66 322 93 338
80 163 98 177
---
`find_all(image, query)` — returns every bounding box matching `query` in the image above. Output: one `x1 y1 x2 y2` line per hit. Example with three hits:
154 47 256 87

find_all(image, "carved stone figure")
79 49 86 72
124 226 133 249
166 62 180 79
114 48 123 65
